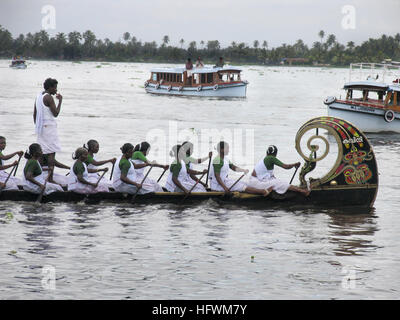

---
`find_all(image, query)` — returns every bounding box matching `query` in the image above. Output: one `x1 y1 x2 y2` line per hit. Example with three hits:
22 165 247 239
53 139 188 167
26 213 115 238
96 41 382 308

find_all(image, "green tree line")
1 26 399 66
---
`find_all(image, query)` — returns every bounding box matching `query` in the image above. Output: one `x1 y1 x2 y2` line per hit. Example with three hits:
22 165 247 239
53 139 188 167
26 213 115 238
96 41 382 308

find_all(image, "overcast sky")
1 0 399 48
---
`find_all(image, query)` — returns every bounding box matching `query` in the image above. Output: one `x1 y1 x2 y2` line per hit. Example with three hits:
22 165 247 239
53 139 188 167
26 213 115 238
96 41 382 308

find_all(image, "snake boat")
0 117 378 208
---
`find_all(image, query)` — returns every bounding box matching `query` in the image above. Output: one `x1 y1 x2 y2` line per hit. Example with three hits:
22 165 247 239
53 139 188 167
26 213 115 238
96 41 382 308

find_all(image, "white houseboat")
324 62 400 133
144 66 248 98
9 57 27 69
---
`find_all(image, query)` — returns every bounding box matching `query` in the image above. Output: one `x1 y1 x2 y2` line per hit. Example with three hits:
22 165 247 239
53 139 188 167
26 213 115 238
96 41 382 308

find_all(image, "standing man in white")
33 78 63 184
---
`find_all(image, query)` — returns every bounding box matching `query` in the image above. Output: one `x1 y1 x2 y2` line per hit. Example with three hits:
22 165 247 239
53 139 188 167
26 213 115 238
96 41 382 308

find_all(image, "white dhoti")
248 175 289 194
113 182 138 194
22 173 64 195
43 170 69 187
68 175 109 194
37 123 61 154
210 178 247 192
0 170 22 190
169 177 207 193
133 174 163 194
88 172 113 189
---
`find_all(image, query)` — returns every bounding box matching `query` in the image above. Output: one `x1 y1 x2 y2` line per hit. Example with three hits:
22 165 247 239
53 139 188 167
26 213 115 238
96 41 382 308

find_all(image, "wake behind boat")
144 66 248 98
324 61 400 133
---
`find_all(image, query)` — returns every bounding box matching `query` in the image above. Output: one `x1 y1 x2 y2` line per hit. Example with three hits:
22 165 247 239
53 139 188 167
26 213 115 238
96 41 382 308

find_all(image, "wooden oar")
156 167 167 183
13 154 22 176
35 173 51 204
180 171 207 204
289 166 299 184
131 166 153 202
0 164 18 195
94 170 107 188
227 172 246 192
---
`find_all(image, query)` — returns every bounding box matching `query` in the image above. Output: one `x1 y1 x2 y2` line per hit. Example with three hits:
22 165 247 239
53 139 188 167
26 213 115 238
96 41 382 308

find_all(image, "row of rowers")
0 137 311 197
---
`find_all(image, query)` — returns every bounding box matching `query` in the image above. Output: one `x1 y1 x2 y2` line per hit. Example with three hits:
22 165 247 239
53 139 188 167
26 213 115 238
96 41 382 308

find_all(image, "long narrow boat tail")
295 116 379 208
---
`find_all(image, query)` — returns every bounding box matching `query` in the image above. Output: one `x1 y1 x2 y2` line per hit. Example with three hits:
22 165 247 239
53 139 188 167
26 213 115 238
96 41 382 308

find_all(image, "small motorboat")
10 56 27 69
144 66 248 98
324 62 400 133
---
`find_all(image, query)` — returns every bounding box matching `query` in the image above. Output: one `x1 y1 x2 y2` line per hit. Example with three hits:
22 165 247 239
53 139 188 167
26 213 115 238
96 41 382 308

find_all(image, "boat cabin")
386 85 400 111
149 66 243 87
343 82 400 111
340 63 400 111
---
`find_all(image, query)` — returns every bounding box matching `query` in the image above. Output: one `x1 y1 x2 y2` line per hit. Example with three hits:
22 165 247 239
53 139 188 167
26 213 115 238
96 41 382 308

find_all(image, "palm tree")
162 35 169 46
326 34 336 48
318 30 325 44
200 40 204 49
179 38 185 48
262 40 268 50
347 41 355 51
123 32 131 43
253 40 259 49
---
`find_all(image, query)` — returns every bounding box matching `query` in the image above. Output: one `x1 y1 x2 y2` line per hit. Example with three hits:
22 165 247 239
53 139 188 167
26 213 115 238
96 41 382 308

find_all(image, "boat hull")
10 64 27 69
327 101 400 133
145 82 247 98
0 186 377 209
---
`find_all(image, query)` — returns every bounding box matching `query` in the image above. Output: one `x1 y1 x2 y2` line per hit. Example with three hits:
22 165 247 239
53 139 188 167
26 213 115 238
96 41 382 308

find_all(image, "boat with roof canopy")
324 61 400 132
144 66 248 97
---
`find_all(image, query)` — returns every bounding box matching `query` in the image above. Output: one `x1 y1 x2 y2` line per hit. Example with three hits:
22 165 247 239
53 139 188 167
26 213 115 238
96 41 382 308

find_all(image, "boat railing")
349 62 400 84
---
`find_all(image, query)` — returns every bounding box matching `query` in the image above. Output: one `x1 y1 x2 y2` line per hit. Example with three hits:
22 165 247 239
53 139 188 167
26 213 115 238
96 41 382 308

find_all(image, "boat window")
207 73 213 83
201 73 206 84
388 93 394 105
349 90 364 100
362 90 369 101
346 89 353 100
153 73 157 81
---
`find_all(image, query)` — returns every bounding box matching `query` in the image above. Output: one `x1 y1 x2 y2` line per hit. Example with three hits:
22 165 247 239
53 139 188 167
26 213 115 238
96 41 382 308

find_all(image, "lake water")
0 60 399 299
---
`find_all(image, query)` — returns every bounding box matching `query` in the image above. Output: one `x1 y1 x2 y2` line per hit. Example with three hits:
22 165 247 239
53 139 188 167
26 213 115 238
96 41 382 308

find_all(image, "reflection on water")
328 213 379 256
0 61 400 299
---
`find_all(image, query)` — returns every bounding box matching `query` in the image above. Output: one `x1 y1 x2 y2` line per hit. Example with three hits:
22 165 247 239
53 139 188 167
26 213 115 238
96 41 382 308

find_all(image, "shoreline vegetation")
1 26 399 67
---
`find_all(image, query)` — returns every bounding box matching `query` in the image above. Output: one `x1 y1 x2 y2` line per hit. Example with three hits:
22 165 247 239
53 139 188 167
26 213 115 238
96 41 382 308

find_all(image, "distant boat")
324 62 400 133
10 57 27 69
144 66 248 98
